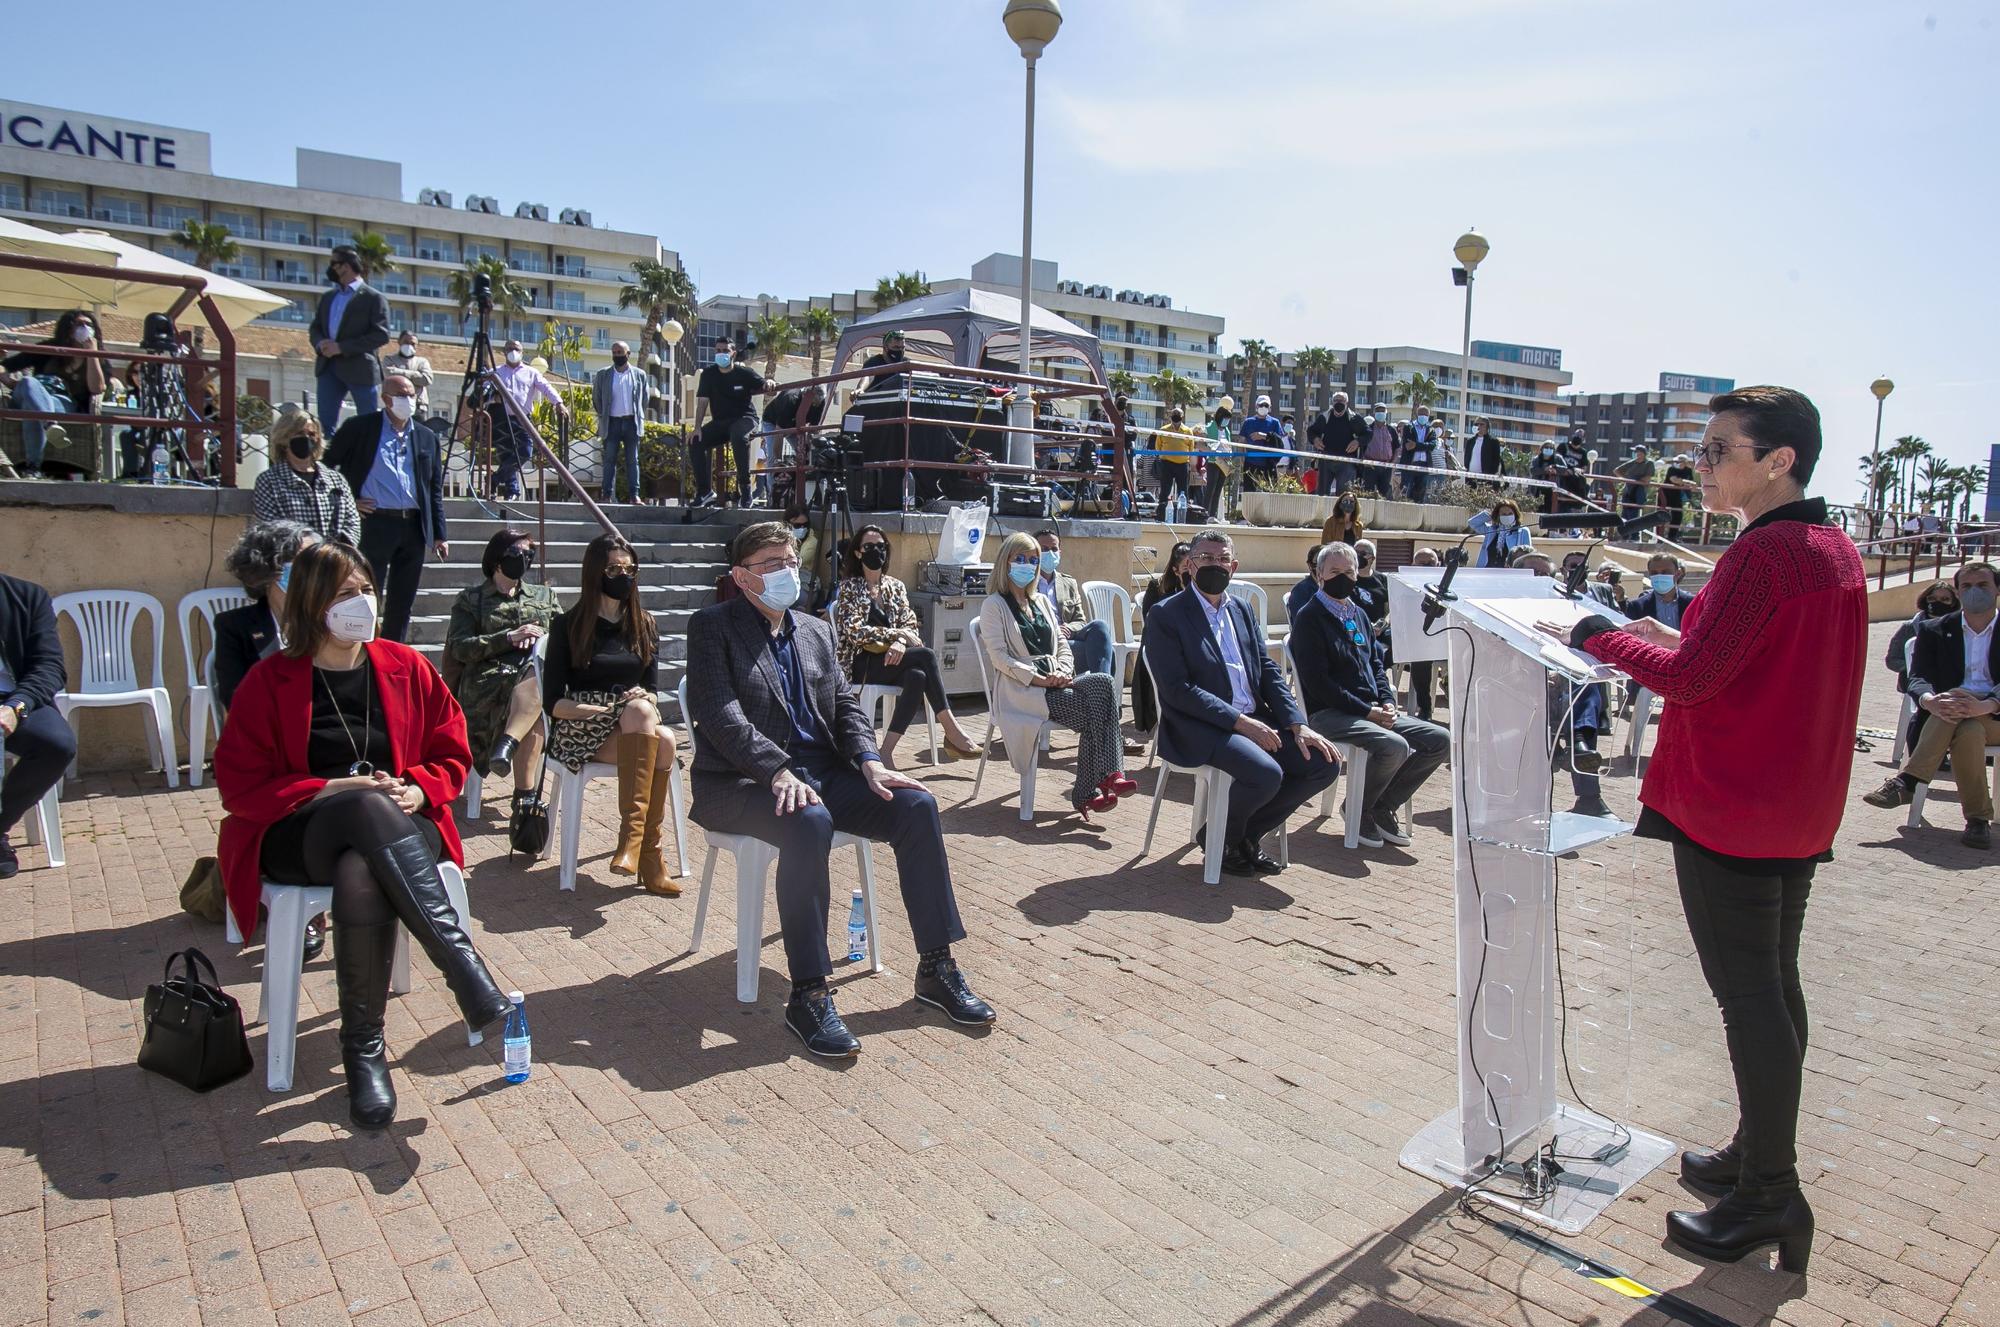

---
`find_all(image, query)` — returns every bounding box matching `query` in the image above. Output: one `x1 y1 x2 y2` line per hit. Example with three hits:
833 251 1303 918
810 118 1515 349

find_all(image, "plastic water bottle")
502 991 531 1083
150 441 170 485
845 890 867 962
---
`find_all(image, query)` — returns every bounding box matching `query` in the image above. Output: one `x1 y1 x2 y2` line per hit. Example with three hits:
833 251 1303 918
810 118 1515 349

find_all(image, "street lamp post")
659 318 685 425
1451 230 1489 456
1867 375 1894 540
1004 0 1062 471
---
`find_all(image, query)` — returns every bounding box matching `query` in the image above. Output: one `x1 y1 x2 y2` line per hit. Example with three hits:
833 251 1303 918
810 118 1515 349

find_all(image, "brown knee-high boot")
609 730 654 876
638 758 680 897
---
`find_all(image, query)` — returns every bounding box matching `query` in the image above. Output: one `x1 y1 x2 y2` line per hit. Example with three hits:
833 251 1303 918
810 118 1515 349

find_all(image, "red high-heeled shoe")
1100 772 1139 797
1083 789 1119 813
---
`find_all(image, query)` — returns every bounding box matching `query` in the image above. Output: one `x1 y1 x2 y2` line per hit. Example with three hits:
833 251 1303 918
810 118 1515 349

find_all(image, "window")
269 259 313 285
593 327 610 350
33 187 86 219
265 217 311 244
153 202 202 230
213 210 257 239
92 196 146 225
258 300 310 326
416 234 455 262
550 289 586 313
466 242 500 262
509 251 547 272
377 274 411 295
214 257 259 280
417 276 445 299
419 311 459 337
377 232 412 256
0 182 22 210
317 225 354 250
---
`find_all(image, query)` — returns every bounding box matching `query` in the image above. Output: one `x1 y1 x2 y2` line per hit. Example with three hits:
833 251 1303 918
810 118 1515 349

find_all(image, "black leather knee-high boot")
364 836 513 1032
335 921 398 1130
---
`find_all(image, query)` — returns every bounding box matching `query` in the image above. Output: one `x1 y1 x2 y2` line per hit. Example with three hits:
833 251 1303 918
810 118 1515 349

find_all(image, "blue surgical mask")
1038 549 1059 574
1649 573 1676 595
1007 560 1038 587
753 565 800 613
276 562 292 593
714 352 732 368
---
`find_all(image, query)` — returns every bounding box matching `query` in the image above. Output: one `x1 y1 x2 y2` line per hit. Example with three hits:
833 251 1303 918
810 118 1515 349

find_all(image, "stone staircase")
410 499 765 719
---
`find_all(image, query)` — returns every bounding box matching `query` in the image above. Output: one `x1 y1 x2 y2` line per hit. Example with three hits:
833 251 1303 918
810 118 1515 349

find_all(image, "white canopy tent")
0 219 120 310
55 230 289 329
831 287 1105 382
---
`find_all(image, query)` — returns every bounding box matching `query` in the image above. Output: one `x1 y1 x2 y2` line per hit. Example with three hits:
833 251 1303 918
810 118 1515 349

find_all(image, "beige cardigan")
977 590 1072 774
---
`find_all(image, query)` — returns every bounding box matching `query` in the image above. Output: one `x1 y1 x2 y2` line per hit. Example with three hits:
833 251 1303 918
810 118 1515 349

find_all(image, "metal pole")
1457 271 1474 455
1013 53 1038 472
1867 393 1885 540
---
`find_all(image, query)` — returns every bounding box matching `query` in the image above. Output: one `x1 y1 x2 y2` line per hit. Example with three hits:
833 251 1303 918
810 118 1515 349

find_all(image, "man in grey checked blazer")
685 522 995 1058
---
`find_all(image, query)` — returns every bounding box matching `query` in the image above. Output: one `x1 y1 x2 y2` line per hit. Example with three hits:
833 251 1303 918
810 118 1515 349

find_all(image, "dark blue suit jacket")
325 412 448 548
1622 588 1695 625
1143 587 1303 768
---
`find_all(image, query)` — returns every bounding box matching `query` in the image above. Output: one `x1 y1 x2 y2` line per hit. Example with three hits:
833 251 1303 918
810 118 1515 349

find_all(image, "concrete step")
432 540 725 566
408 582 715 615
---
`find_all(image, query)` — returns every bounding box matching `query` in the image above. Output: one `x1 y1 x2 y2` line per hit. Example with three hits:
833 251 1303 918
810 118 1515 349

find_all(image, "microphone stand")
1422 530 1484 632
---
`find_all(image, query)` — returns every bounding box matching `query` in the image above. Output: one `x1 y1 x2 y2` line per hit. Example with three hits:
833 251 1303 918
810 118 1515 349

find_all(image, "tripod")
805 462 857 611
446 281 502 507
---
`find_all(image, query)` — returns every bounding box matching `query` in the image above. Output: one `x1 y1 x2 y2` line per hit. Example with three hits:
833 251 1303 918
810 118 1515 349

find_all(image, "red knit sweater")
1582 506 1867 860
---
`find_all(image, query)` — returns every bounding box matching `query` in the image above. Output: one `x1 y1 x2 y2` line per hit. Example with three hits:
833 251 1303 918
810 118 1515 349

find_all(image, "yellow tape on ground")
1589 1275 1659 1299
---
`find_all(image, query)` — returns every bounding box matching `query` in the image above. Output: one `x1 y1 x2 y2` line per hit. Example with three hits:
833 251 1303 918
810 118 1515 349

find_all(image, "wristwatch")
3 698 25 722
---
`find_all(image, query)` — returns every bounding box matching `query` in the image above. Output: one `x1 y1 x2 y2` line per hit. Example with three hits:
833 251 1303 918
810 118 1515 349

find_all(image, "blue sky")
13 0 1998 501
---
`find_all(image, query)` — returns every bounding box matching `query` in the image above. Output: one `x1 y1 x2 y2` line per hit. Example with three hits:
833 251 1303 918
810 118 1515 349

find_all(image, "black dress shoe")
786 988 860 1058
1666 1184 1813 1274
1964 819 1992 849
302 914 326 963
914 957 996 1026
1680 1142 1740 1197
0 836 16 880
1237 839 1283 873
487 735 518 780
1572 745 1604 774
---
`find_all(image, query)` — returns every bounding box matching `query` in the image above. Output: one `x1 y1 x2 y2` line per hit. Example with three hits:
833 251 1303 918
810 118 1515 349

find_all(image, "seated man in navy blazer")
686 521 995 1057
0 571 72 879
1144 530 1340 876
326 373 447 644
1623 553 1696 629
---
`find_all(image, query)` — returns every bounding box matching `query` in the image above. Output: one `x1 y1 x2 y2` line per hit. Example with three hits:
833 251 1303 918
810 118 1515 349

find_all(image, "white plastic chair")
1138 651 1288 883
178 588 253 789
5 754 63 868
966 616 1053 821
857 683 938 765
676 674 881 1002
462 636 549 821
547 749 691 891
52 590 178 788
1907 743 2000 830
1081 579 1142 717
223 862 482 1093
1277 639 1381 848
1892 638 1917 765
1624 687 1659 759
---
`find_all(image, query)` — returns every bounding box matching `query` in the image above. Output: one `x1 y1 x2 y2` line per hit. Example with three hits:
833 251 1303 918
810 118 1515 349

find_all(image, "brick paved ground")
2 620 1994 1326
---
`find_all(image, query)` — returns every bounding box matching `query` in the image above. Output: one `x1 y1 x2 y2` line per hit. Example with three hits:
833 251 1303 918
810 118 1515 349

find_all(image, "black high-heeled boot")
1680 1139 1742 1196
1666 1184 1813 1274
364 835 514 1032
334 920 398 1131
487 735 518 780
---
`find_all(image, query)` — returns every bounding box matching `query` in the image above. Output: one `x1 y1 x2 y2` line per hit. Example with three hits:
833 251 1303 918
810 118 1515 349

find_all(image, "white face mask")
399 344 415 358
752 566 800 613
505 349 523 365
71 324 95 345
387 395 416 422
325 593 379 644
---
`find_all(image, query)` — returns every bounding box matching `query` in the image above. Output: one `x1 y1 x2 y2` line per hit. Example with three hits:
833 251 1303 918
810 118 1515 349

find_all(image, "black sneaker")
1964 820 1992 849
1862 776 1914 809
785 988 860 1058
914 957 996 1026
302 914 326 962
1372 812 1412 847
0 835 15 881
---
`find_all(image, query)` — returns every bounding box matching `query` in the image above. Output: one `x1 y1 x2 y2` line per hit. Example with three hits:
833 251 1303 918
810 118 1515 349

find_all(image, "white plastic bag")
937 503 989 566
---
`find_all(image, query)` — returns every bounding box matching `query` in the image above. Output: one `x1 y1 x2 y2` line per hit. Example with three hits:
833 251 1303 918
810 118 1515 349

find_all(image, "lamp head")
1003 0 1063 58
1870 376 1894 400
660 318 685 346
1453 229 1490 271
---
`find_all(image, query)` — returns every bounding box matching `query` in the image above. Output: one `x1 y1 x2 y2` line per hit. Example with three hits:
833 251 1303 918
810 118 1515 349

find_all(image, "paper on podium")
1441 593 1624 684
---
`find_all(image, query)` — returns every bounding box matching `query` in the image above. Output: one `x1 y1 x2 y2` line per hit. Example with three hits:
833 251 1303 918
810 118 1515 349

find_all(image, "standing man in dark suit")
1144 530 1340 876
1624 553 1696 630
591 341 651 506
309 245 392 438
685 521 995 1058
0 571 72 879
326 374 447 643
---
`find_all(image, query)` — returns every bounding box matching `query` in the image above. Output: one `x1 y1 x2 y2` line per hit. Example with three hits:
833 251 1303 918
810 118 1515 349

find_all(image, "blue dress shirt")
360 414 419 509
325 279 357 339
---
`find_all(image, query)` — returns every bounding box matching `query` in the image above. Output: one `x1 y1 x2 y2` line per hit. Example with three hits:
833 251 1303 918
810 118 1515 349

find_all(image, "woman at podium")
1555 387 1866 1275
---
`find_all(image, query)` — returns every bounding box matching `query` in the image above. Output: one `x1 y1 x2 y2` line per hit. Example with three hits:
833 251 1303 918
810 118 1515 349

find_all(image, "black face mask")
1924 600 1956 618
1193 564 1232 595
612 355 628 368
498 549 532 580
325 263 343 284
600 572 635 600
287 435 315 460
860 543 890 571
1324 573 1356 600
1337 499 1356 515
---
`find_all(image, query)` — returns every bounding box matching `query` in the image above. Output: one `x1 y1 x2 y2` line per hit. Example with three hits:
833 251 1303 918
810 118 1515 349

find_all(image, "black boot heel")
365 835 513 1032
1778 1235 1812 1275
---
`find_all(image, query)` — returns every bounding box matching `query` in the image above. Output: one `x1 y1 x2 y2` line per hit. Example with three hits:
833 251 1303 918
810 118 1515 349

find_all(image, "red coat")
1585 510 1866 860
213 640 469 937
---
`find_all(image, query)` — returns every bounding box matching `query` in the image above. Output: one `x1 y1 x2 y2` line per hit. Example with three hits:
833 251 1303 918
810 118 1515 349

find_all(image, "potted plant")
641 422 690 501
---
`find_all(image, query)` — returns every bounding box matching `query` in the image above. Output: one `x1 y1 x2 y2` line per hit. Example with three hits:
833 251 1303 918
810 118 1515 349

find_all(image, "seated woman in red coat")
214 540 514 1130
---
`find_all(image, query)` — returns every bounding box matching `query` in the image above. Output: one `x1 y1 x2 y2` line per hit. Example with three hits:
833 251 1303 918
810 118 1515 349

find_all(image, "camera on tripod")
471 270 493 312
140 312 179 353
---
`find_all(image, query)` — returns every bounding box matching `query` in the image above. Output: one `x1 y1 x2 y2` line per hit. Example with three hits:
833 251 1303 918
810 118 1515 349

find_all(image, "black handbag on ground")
138 948 253 1092
509 759 552 858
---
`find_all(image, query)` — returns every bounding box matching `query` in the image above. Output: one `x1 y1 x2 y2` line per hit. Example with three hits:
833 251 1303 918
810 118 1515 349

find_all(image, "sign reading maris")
0 102 212 173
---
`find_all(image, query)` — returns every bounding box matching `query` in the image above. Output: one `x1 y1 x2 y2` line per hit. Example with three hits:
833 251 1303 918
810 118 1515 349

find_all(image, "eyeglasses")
1187 551 1232 566
745 556 800 574
1693 441 1758 469
604 561 638 575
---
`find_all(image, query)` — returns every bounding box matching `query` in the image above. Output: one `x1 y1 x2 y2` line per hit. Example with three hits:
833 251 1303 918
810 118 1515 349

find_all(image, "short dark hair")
730 520 793 567
1032 527 1059 544
1953 561 1996 588
1306 543 1323 573
330 245 362 273
480 527 534 578
1709 385 1822 486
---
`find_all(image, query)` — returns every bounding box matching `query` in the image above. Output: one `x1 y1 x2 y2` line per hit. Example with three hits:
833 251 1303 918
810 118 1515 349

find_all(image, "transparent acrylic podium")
1389 573 1674 1234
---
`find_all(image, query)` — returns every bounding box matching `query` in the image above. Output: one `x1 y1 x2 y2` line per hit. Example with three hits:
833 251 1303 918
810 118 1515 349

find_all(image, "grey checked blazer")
685 595 877 793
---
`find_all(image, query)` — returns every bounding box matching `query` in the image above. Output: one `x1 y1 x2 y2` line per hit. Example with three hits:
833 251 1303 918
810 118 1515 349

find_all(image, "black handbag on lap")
138 948 253 1092
508 759 552 858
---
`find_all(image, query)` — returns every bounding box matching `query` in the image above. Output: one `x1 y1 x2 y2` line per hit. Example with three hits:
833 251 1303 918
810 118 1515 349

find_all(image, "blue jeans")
316 369 377 437
8 376 61 469
1069 619 1114 676
601 415 641 502
487 406 536 498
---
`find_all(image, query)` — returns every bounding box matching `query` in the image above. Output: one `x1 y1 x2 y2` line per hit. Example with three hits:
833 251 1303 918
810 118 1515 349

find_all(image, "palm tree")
1955 463 1987 523
747 313 798 376
448 255 529 328
1856 453 1897 516
1917 454 1952 506
351 231 399 279
617 259 697 357
176 220 238 271
1393 371 1444 415
1237 338 1277 401
1294 346 1335 419
800 306 840 375
1107 369 1139 400
1146 366 1206 414
871 271 932 312
1887 434 1928 510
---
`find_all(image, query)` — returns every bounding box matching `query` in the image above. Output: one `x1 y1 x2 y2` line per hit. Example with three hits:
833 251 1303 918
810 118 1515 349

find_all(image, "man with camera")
309 246 391 437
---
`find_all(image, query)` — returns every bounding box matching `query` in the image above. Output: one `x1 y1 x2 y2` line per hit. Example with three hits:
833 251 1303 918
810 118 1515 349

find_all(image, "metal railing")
1849 524 1998 591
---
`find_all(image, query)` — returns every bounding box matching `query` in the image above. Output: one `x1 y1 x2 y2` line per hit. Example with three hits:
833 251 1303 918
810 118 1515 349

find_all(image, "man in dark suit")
1623 553 1697 630
1865 560 1999 847
685 521 995 1057
309 245 391 437
0 571 73 879
326 374 447 643
1144 530 1340 876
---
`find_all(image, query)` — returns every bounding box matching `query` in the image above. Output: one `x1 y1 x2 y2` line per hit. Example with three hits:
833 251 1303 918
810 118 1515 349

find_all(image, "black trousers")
358 510 427 643
694 416 754 501
1674 841 1813 1188
691 751 965 984
1 706 77 837
1205 726 1341 848
1408 660 1436 720
1201 467 1228 519
261 788 445 926
852 647 949 735
1157 460 1190 506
